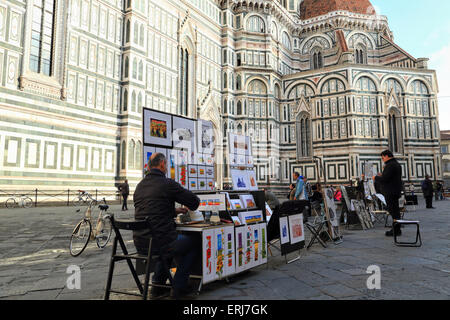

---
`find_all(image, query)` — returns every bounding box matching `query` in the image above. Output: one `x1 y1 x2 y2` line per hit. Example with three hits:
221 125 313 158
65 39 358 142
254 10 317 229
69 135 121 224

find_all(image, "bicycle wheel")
5 198 16 209
23 197 33 208
95 215 113 248
69 219 92 257
72 196 82 207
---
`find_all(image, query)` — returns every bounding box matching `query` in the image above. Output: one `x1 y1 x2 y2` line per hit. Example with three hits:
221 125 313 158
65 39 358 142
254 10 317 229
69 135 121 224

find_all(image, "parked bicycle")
5 195 33 209
69 197 113 257
72 190 95 206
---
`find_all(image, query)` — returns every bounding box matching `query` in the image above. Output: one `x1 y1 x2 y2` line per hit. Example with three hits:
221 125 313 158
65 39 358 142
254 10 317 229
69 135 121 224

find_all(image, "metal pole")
67 189 70 206
35 188 38 207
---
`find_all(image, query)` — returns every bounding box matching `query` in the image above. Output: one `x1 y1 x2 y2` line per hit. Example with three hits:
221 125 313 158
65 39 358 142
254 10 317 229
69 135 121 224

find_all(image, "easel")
313 157 343 245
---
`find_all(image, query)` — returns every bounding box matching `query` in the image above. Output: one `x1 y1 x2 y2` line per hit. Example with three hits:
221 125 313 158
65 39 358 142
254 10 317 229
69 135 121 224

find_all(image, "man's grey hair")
149 152 166 168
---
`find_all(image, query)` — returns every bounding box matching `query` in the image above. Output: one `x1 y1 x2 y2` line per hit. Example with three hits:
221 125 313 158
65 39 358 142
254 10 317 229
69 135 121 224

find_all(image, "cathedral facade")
0 0 442 193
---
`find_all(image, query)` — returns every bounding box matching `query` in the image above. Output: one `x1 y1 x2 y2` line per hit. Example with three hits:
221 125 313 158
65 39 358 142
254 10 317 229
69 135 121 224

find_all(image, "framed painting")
288 214 305 244
279 216 289 245
143 109 172 147
231 168 250 191
188 164 198 178
172 116 196 151
197 120 215 155
247 170 258 191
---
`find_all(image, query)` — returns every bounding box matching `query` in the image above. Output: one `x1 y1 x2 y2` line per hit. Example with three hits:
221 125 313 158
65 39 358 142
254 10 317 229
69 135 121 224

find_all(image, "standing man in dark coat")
118 179 129 211
133 153 200 299
373 150 403 237
421 175 435 209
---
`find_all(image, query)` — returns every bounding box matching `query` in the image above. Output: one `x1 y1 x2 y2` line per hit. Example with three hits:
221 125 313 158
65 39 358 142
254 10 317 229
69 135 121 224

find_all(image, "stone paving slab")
0 199 449 300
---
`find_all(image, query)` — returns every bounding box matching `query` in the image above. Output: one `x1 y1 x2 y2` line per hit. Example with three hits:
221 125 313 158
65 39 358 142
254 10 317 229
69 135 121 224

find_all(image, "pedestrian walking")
374 150 403 237
118 179 130 211
421 175 434 209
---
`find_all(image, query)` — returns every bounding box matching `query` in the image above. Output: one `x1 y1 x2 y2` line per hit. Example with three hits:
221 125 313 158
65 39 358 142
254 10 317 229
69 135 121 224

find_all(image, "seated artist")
133 153 200 299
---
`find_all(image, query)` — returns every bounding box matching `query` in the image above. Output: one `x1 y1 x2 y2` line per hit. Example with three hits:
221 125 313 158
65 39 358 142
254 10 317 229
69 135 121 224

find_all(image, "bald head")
149 153 167 173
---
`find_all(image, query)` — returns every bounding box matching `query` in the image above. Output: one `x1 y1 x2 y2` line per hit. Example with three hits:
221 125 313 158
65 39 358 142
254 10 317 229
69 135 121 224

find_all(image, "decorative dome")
299 0 376 20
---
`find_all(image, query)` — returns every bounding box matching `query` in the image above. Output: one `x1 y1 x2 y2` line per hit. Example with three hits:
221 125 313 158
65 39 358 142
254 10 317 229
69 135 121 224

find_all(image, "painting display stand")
277 201 308 264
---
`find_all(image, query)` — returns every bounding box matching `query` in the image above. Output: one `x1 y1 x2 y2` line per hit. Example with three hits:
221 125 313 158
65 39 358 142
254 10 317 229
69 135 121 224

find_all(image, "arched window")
124 56 129 78
179 48 189 116
237 123 243 135
131 91 136 112
246 15 265 33
282 32 291 51
133 22 139 44
126 20 130 43
223 72 228 89
123 89 128 112
237 101 242 115
223 99 228 114
138 60 143 81
236 75 241 91
135 141 142 170
128 140 135 169
311 47 323 70
121 140 126 169
271 21 278 40
138 92 143 113
355 45 366 64
388 107 403 154
296 112 312 159
132 58 137 79
139 24 144 46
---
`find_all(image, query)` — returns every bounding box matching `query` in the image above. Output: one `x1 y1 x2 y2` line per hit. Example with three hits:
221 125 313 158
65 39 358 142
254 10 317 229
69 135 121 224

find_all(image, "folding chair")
305 204 331 249
104 215 172 300
393 220 422 247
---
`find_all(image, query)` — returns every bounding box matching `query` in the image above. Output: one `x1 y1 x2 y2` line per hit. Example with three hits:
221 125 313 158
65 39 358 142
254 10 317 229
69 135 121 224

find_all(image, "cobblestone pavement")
0 197 449 300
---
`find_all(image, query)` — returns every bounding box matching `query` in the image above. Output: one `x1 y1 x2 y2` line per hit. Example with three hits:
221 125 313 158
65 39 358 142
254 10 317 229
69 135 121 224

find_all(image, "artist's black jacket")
375 158 402 197
133 169 200 251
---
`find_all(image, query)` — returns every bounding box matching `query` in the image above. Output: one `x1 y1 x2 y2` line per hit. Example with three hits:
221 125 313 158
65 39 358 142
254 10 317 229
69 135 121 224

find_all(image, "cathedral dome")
299 0 376 20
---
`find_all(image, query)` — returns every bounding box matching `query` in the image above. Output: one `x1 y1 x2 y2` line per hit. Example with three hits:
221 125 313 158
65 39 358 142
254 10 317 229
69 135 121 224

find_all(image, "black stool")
104 215 172 300
393 220 422 247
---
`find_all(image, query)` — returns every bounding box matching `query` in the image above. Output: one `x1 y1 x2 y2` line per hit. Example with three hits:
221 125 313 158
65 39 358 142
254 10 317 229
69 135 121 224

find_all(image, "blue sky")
371 0 450 130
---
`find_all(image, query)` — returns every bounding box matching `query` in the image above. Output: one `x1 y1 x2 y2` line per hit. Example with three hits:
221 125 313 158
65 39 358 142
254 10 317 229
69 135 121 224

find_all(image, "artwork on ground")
288 214 305 244
279 216 289 245
324 188 339 228
340 185 351 211
143 109 172 147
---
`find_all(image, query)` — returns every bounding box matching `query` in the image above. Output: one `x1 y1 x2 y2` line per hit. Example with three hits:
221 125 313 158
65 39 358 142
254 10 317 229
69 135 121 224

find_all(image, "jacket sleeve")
294 180 303 199
167 180 200 211
376 163 394 186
